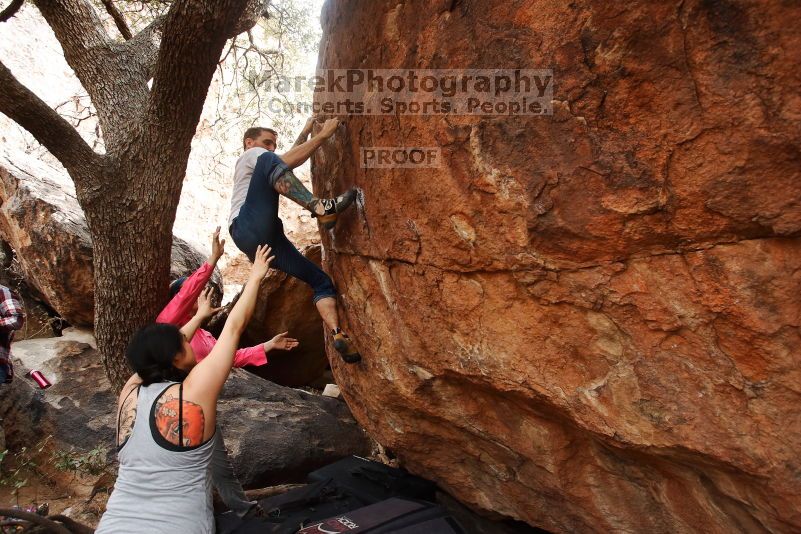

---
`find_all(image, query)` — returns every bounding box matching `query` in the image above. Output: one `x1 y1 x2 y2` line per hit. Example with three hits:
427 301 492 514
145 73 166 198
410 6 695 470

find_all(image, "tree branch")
142 0 256 168
32 0 112 81
233 0 270 36
100 0 132 40
0 0 24 22
30 0 146 148
122 14 166 78
0 60 101 177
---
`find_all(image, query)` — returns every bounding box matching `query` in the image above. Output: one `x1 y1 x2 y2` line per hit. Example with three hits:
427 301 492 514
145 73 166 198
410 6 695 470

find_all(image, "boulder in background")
0 152 222 326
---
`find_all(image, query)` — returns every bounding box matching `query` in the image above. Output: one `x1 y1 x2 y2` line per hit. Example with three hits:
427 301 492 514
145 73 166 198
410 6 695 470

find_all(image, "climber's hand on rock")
303 115 317 133
319 118 340 139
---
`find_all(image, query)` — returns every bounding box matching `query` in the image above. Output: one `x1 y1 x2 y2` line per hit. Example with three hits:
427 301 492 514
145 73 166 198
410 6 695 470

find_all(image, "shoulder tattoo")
154 393 205 447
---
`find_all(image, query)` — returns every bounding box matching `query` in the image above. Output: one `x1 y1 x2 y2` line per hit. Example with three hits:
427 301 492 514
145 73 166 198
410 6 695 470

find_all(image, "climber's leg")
268 232 361 363
271 168 357 230
230 152 286 259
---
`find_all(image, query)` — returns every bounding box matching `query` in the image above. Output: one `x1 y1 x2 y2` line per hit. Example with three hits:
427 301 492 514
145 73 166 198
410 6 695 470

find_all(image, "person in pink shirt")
157 227 298 367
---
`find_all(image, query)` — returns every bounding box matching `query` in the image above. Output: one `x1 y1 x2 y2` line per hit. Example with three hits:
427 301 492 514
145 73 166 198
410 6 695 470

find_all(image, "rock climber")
228 115 361 363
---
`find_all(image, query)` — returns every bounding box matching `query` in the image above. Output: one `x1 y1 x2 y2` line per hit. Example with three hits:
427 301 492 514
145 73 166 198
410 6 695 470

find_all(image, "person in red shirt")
157 228 298 367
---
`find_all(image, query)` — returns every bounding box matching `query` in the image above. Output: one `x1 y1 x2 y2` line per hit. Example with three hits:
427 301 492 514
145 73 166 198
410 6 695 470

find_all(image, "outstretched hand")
196 287 221 319
209 226 225 266
264 331 299 353
250 244 274 280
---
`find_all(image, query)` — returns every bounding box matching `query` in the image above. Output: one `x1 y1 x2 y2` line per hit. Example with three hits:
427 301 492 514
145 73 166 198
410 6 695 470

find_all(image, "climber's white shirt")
228 147 268 226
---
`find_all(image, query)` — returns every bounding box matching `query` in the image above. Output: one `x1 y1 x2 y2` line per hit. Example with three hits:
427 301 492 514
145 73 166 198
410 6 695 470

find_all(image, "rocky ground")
0 329 370 529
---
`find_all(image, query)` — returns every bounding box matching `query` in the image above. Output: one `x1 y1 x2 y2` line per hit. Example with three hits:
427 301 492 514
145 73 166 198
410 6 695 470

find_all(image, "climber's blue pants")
230 151 336 304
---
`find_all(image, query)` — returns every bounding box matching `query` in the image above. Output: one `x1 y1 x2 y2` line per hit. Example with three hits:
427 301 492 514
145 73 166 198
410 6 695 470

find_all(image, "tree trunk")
92 220 172 391
93 224 172 391
85 163 178 392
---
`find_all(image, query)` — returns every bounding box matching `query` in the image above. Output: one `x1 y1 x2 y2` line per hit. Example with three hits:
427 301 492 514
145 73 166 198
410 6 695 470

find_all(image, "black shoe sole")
334 338 362 364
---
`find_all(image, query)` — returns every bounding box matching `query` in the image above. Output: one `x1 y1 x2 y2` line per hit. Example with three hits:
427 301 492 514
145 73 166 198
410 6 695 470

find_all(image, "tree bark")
0 0 24 22
100 0 133 40
88 182 174 389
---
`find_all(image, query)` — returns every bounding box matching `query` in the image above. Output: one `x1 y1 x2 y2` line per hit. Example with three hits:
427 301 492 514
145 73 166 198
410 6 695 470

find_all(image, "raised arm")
291 116 316 149
178 287 221 342
157 228 225 325
279 118 339 169
183 245 272 411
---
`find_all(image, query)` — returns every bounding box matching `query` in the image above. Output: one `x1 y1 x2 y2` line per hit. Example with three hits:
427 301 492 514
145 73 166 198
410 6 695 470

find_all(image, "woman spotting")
96 245 273 533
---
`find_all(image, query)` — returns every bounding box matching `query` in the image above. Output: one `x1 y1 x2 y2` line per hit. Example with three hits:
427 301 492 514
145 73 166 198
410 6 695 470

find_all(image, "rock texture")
312 1 801 532
209 245 328 387
0 152 221 326
0 330 370 488
0 241 62 339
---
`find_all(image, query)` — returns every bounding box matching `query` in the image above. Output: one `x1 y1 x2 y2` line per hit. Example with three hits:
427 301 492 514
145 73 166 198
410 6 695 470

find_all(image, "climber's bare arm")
291 116 316 148
280 118 340 169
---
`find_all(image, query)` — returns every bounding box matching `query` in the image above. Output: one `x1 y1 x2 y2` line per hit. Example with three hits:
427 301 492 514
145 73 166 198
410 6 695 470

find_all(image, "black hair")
126 323 188 386
169 276 187 299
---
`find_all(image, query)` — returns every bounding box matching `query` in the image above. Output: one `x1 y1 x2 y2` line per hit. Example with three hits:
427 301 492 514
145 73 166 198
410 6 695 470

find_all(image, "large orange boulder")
312 1 801 532
241 245 328 387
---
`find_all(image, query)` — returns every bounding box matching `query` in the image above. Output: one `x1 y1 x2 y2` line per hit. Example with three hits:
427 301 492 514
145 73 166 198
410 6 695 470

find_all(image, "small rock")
322 384 341 398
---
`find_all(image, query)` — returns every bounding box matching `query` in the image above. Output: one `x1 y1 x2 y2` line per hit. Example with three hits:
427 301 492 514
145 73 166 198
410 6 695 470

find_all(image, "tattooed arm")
116 374 142 447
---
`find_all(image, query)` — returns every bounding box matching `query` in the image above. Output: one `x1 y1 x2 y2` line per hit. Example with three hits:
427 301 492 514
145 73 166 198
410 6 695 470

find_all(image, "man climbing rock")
228 116 361 363
158 227 299 367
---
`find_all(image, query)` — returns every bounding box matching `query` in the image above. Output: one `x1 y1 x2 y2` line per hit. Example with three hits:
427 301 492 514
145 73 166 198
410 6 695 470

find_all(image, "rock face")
0 152 221 326
0 241 63 339
312 1 801 532
0 330 370 488
210 245 328 387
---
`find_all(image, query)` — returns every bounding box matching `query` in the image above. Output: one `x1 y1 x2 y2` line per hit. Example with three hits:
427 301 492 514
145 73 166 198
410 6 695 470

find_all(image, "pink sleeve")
232 345 267 368
156 262 214 326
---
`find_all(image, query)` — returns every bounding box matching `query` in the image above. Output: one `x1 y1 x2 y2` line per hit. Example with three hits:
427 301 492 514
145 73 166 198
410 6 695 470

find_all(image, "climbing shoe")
314 188 357 229
333 329 361 363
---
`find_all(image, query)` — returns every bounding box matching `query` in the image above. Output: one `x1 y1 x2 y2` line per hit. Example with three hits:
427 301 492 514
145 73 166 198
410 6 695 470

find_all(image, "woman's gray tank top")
96 381 217 534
